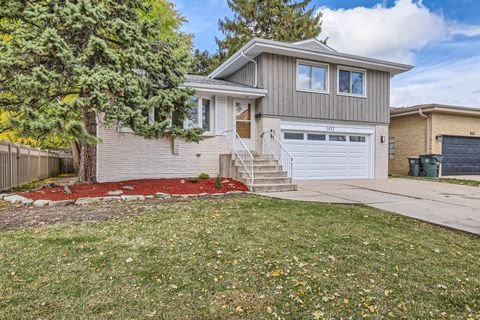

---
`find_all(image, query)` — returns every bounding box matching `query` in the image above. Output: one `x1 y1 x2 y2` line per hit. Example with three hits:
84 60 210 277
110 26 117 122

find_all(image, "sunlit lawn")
0 195 479 319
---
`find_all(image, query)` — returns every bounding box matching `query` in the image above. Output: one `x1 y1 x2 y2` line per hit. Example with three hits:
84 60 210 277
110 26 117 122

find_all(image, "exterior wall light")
436 135 443 142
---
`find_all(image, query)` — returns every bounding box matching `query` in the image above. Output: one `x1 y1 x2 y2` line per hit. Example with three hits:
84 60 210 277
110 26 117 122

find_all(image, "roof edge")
209 37 413 79
391 104 480 118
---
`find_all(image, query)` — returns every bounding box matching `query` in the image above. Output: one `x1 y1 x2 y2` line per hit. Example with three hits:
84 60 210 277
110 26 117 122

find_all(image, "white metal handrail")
226 129 254 186
261 130 294 178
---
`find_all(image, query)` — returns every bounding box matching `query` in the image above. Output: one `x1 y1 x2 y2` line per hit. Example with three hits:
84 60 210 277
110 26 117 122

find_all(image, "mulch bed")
20 178 248 201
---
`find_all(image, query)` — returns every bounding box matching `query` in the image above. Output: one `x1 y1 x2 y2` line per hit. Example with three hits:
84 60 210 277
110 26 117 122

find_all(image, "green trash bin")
419 154 442 177
407 157 421 176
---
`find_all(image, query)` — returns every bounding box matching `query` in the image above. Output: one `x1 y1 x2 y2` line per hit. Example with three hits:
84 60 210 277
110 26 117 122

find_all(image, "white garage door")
282 131 372 180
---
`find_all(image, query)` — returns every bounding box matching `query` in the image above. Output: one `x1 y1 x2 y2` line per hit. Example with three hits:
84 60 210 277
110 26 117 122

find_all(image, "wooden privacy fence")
0 141 61 192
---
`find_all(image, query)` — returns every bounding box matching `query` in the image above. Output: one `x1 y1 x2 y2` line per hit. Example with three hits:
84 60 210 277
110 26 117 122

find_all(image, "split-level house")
96 38 412 191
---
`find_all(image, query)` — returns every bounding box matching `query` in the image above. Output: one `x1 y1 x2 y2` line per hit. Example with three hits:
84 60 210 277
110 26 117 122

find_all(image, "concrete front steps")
235 154 297 193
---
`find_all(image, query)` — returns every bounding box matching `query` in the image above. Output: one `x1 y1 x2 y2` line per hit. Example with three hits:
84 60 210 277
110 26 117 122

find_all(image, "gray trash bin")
407 157 421 176
419 154 442 177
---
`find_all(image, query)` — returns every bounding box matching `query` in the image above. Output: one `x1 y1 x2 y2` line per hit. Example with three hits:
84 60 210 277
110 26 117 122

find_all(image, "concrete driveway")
259 178 480 235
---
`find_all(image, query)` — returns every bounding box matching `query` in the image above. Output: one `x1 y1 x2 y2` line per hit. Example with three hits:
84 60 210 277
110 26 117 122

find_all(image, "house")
389 104 480 176
96 38 412 191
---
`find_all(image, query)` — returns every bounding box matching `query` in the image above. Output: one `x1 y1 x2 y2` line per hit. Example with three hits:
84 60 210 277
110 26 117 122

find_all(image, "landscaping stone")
75 197 104 205
49 200 75 207
122 186 134 191
180 180 186 184
63 185 72 194
228 183 236 188
106 190 123 196
121 195 145 202
0 194 10 200
155 192 170 198
222 180 230 183
145 195 154 199
198 193 209 197
33 200 51 207
21 198 34 206
101 196 122 202
4 195 30 205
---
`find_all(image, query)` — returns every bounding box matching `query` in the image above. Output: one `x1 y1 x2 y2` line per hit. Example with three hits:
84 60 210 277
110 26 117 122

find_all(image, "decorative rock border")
1 191 249 207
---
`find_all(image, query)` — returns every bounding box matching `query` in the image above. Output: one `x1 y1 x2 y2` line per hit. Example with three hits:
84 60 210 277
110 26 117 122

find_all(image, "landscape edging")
2 191 250 207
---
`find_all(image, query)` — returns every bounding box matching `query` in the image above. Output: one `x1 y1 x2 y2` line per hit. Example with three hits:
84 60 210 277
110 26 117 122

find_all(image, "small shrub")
188 177 199 183
199 173 210 179
214 176 222 189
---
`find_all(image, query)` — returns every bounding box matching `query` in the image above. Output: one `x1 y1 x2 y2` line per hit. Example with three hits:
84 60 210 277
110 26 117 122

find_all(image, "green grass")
397 175 480 187
0 196 479 319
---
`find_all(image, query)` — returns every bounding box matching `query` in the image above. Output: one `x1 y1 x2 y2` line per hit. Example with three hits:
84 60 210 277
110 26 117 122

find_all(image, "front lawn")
0 196 478 319
396 175 480 187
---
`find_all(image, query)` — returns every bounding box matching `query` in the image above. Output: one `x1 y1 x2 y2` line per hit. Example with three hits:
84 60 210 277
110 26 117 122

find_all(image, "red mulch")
21 178 248 201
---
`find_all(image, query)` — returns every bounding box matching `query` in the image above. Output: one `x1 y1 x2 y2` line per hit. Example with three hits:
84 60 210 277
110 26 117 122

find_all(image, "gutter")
240 51 258 87
418 108 430 154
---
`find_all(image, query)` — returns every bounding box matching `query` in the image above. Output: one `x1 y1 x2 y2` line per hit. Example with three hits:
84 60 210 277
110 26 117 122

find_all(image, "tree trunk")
70 140 81 173
77 109 97 183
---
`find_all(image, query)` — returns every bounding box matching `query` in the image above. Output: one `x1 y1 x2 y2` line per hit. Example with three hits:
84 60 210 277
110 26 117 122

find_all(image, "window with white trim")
338 67 366 96
297 60 328 93
184 96 213 132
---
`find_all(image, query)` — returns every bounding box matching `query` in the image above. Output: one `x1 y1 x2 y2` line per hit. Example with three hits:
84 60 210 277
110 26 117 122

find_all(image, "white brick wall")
97 125 228 182
255 116 281 152
374 124 389 179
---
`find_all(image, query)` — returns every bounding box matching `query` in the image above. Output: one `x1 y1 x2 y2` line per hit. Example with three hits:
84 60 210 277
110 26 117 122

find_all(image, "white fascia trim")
209 38 413 78
391 107 480 118
183 82 267 97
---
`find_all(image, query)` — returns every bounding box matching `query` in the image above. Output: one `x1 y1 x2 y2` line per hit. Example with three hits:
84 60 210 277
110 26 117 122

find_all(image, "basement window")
389 137 396 159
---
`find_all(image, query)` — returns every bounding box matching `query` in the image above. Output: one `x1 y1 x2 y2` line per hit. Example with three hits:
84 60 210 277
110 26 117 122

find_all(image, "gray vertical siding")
226 60 256 87
257 53 391 124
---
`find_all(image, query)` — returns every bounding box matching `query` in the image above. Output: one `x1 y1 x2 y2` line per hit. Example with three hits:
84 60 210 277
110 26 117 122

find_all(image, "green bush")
214 176 222 189
188 177 199 183
199 173 210 179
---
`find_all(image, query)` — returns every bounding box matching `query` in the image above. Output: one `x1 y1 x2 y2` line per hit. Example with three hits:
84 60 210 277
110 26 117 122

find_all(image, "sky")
175 0 480 108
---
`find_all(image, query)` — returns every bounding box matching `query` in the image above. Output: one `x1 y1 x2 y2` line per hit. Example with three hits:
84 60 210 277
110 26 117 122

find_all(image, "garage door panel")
442 136 480 175
283 130 371 180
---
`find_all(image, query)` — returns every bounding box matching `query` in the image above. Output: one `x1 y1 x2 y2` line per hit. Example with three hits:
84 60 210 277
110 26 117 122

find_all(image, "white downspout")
418 108 430 154
240 51 257 88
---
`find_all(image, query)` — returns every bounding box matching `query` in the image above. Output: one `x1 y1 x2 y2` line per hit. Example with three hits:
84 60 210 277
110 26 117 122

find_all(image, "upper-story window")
296 60 329 93
185 96 213 132
337 66 366 97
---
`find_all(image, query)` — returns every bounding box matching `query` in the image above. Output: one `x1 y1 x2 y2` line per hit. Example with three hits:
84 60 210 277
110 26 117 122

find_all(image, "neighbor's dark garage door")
442 136 480 175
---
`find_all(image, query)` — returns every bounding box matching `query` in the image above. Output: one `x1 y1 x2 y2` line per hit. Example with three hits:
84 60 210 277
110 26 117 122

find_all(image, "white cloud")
391 56 480 107
319 0 480 107
319 0 480 64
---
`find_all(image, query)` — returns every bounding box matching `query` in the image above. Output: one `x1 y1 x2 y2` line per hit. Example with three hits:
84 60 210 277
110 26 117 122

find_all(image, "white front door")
233 99 255 150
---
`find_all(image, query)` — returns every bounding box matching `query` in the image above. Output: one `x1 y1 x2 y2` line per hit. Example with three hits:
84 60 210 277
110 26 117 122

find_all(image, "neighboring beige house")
389 104 480 176
96 38 412 191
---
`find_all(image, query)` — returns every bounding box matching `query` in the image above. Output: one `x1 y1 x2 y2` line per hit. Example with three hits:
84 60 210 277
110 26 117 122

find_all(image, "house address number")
326 126 335 131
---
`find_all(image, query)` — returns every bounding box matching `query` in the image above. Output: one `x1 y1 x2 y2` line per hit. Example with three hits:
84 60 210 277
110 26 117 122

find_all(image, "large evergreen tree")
216 0 323 61
0 0 199 183
189 49 220 76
